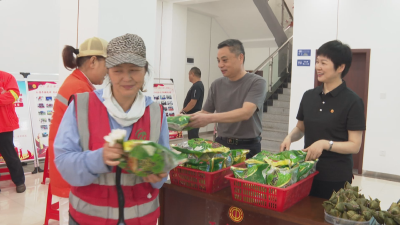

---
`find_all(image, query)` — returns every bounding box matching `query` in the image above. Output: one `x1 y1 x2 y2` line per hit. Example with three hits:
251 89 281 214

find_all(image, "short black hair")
218 39 245 64
316 40 352 78
190 67 201 78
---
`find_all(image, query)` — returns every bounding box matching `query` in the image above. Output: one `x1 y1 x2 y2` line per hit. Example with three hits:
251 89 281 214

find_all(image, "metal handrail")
282 0 293 20
253 35 293 72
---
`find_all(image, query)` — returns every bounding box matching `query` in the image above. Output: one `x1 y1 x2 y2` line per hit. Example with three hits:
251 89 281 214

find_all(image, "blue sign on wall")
297 60 310 66
297 49 311 56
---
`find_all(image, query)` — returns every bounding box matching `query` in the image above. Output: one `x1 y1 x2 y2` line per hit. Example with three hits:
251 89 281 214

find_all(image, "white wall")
245 48 269 71
157 2 188 110
290 0 400 176
244 47 280 71
58 0 79 83
185 11 230 132
0 0 60 75
57 0 159 94
185 10 212 112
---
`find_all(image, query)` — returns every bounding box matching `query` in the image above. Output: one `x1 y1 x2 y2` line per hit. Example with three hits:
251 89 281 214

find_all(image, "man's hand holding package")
188 112 213 128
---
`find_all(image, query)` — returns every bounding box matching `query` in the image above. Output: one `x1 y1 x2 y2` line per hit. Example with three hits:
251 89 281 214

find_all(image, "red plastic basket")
170 162 246 193
225 171 319 212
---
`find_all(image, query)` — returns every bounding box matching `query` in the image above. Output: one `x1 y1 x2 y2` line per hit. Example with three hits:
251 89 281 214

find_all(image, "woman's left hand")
303 140 326 161
143 173 168 183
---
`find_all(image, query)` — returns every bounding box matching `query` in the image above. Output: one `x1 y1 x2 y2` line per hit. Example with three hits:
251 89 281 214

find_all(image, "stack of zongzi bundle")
323 182 380 224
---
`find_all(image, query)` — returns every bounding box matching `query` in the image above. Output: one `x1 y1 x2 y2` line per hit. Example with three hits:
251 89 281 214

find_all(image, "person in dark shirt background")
181 67 204 139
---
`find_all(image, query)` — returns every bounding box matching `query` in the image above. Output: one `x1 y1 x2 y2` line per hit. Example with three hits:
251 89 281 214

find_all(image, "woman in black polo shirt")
280 40 366 199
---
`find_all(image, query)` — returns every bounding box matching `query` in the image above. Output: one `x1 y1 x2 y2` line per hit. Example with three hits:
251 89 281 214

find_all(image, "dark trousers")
188 128 200 140
309 178 352 199
215 137 261 159
0 131 25 186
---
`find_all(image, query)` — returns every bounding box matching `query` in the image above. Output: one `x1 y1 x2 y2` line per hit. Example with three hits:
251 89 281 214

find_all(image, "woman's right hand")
103 142 124 166
280 136 291 152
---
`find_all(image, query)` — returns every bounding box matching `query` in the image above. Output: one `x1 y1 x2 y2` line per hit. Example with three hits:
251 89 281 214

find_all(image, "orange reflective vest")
48 69 95 198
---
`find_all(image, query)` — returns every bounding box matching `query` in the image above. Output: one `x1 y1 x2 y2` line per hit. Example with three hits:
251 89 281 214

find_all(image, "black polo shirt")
297 81 366 182
183 81 204 114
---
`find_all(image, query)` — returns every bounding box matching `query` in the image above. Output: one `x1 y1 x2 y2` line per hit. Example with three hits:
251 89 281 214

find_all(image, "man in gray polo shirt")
189 39 267 158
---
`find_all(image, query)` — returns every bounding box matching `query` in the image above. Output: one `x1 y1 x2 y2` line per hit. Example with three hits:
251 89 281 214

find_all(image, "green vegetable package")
104 129 186 177
231 163 270 184
172 139 248 172
171 138 230 155
266 165 299 188
167 116 193 131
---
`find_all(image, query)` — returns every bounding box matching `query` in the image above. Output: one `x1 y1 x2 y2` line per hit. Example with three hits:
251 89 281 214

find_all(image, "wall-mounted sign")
297 49 311 56
297 59 311 67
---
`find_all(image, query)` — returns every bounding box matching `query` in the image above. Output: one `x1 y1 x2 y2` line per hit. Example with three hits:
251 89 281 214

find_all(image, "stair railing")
253 36 292 92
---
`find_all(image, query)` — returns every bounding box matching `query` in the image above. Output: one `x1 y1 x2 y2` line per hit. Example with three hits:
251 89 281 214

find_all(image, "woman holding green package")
54 34 169 225
280 40 366 200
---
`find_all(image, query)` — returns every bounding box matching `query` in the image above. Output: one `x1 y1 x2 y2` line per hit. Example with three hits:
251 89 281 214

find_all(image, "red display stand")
41 150 50 184
0 167 11 181
44 184 59 225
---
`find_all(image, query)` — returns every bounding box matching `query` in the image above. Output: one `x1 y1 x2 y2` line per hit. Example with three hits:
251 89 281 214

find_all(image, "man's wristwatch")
181 110 186 114
328 140 333 151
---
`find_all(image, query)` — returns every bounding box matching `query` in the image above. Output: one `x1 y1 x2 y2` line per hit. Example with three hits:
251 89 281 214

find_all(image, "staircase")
261 82 291 153
251 0 294 153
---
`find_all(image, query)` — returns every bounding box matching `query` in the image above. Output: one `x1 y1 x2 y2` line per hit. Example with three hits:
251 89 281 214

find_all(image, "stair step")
278 94 290 101
261 129 288 140
262 120 288 131
262 113 289 123
261 139 281 151
265 107 290 116
283 88 291 95
272 100 290 108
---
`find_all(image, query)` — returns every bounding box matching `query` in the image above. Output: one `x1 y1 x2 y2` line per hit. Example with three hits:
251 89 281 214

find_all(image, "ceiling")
164 0 278 48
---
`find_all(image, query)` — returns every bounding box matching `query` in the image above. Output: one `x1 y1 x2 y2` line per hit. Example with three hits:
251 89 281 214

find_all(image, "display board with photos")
27 81 58 159
0 81 36 164
153 82 182 140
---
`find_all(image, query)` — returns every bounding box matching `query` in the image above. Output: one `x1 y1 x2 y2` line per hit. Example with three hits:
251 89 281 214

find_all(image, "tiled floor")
1 133 399 225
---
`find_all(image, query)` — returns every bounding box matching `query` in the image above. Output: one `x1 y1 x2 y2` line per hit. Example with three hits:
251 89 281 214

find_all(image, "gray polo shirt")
203 73 267 139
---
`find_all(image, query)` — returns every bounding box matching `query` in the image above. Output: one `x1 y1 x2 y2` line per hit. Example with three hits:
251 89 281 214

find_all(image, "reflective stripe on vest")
75 93 90 151
92 172 143 186
149 102 161 143
70 192 159 220
55 94 68 106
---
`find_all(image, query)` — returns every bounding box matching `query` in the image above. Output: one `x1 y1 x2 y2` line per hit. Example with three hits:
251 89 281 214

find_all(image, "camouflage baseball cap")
106 33 147 68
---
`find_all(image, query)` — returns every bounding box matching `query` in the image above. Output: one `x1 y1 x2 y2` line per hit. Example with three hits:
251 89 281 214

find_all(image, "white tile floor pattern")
1 173 400 225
